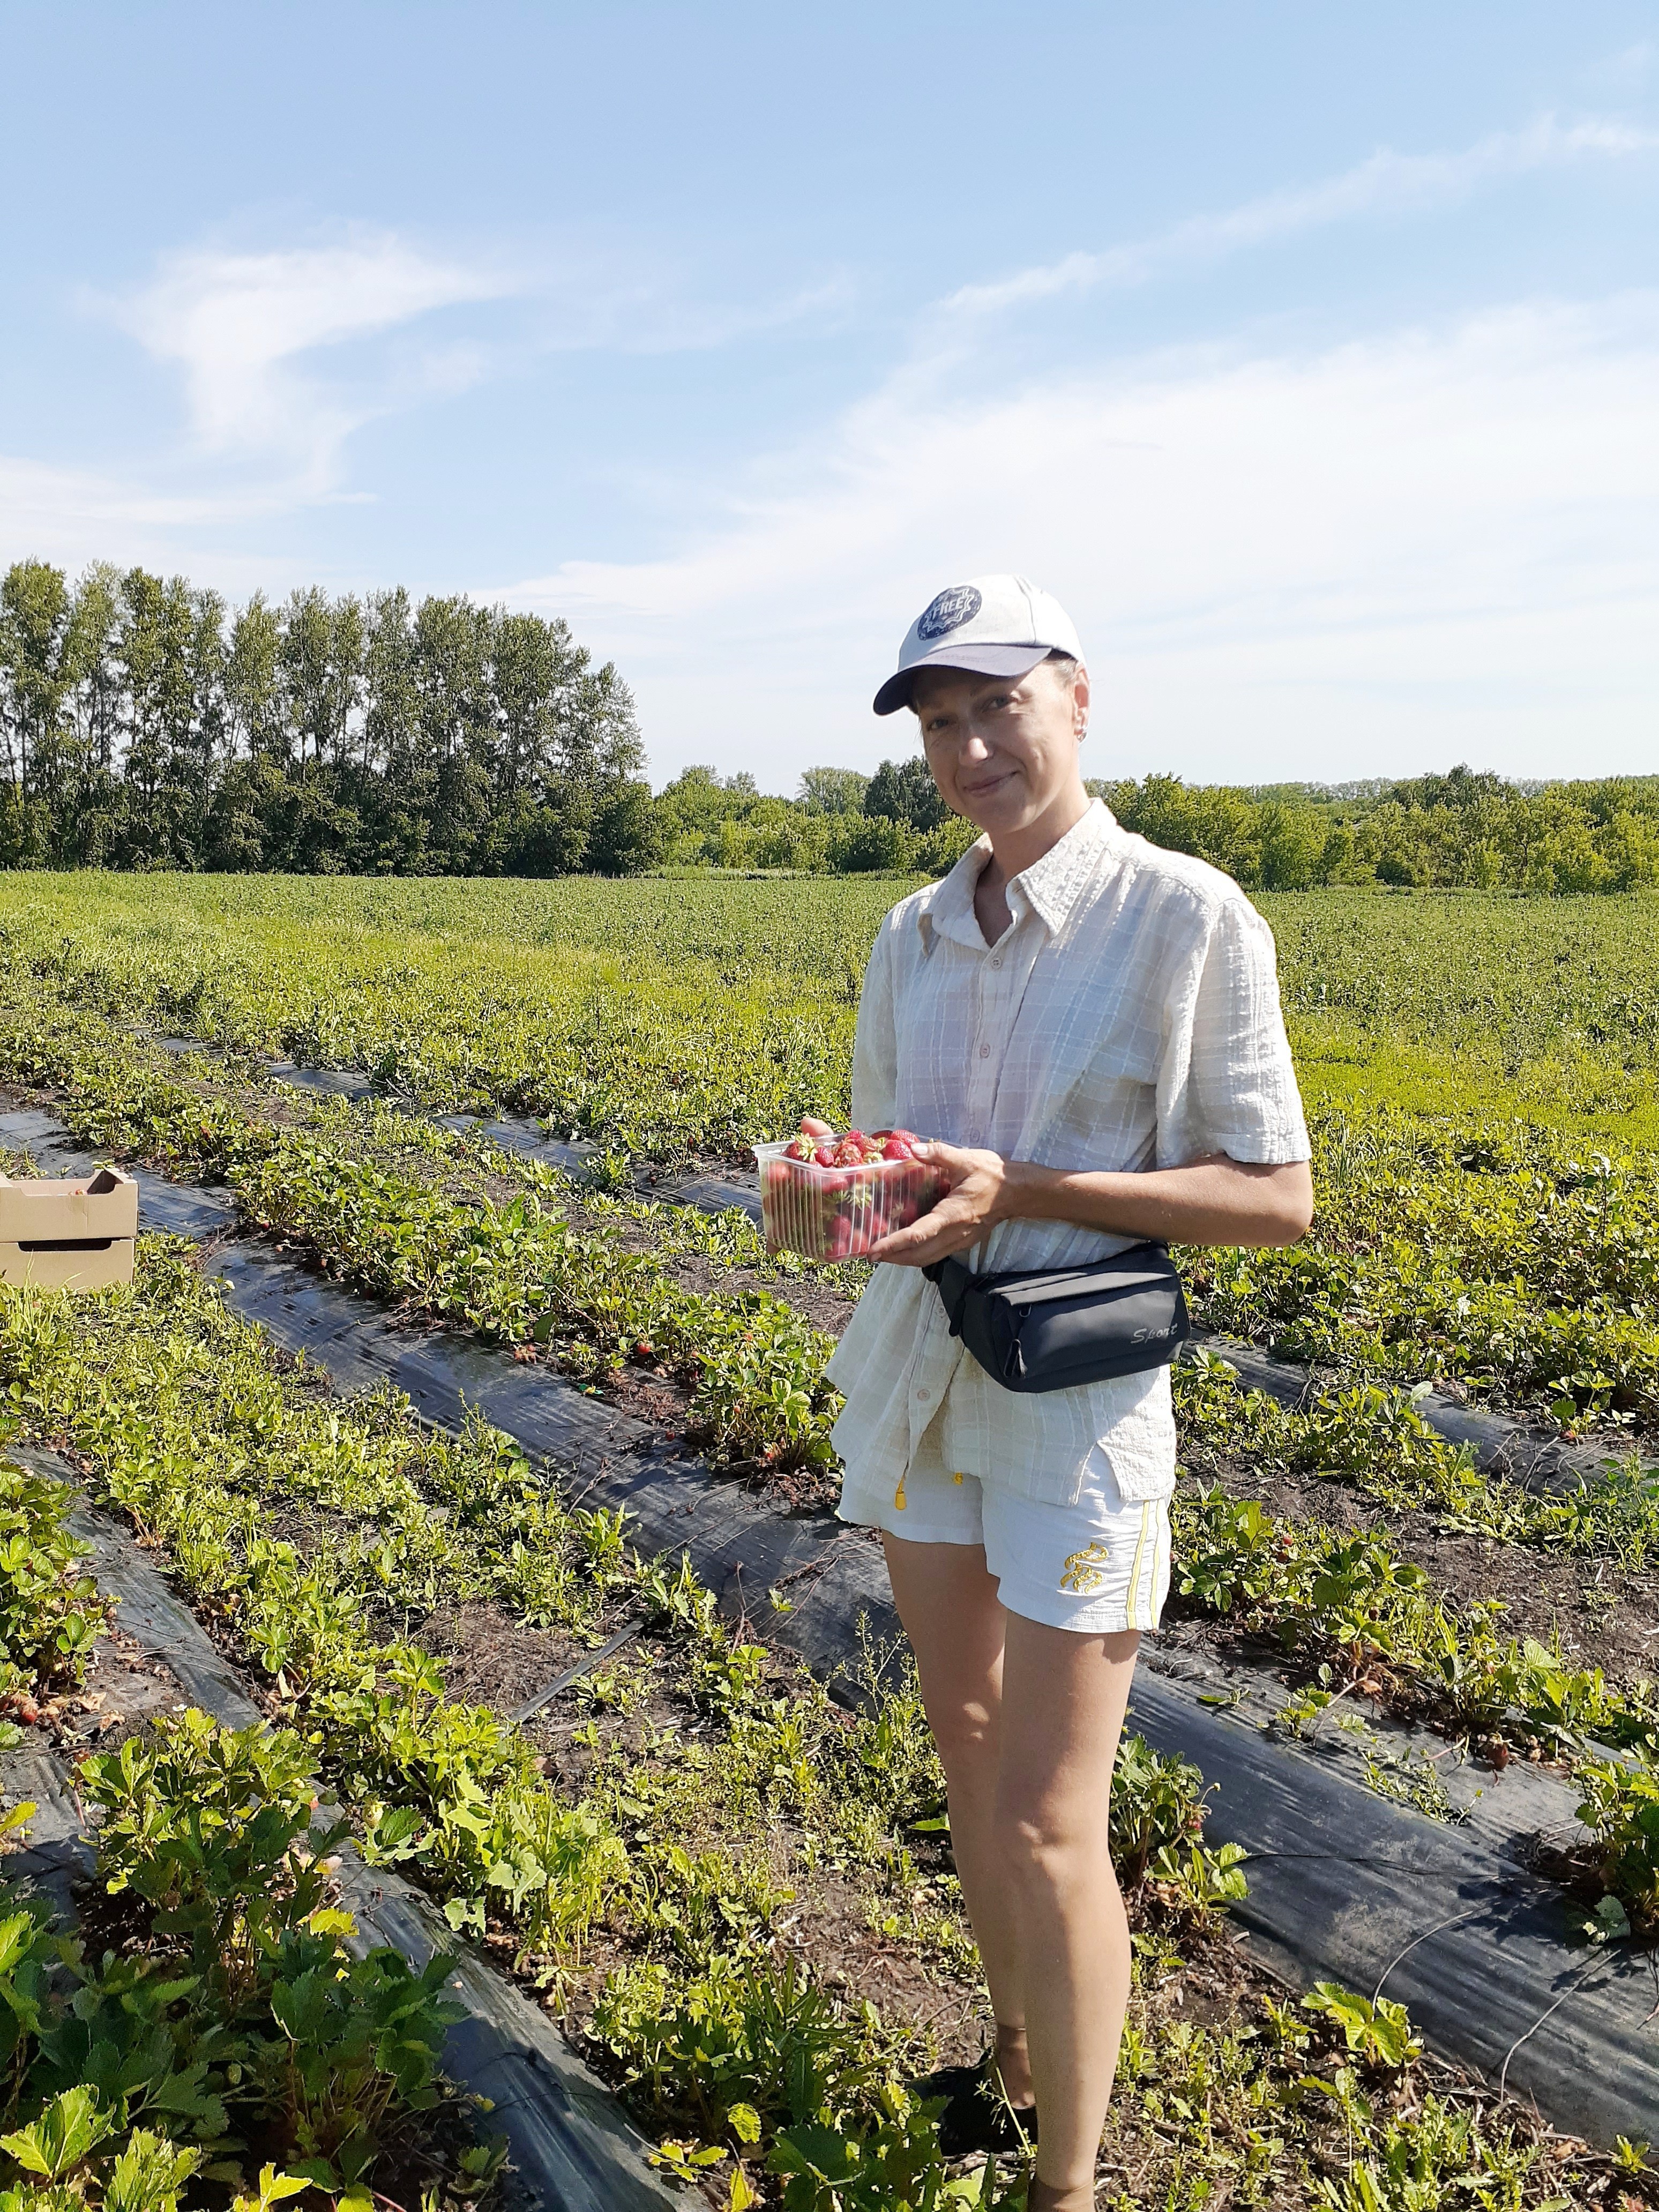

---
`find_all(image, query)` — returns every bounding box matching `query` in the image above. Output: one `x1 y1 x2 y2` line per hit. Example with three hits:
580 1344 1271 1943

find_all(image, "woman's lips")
959 768 1017 800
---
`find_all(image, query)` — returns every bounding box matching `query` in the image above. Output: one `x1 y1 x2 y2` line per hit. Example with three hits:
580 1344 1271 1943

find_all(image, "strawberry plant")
0 1462 111 1716
0 1707 484 2211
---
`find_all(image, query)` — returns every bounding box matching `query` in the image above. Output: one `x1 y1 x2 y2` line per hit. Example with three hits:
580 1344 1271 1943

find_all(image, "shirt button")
991 955 1003 969
979 1043 991 1058
916 1388 930 1401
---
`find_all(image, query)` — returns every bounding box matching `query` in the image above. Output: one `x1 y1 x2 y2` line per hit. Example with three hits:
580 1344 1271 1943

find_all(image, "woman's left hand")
864 1140 1013 1267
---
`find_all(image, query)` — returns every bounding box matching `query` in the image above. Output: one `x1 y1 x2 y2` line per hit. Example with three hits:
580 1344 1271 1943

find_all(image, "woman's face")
913 660 1089 836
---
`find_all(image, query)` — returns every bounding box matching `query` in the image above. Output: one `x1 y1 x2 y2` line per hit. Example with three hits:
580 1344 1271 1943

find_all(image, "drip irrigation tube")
5 1109 1659 2150
510 1622 644 1727
2 1442 676 2212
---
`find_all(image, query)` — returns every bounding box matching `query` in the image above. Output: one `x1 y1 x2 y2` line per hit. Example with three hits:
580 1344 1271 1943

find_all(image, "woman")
827 576 1313 2212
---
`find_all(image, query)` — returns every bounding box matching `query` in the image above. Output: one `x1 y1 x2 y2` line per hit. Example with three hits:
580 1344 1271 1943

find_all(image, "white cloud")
504 295 1659 786
943 115 1659 317
107 231 514 489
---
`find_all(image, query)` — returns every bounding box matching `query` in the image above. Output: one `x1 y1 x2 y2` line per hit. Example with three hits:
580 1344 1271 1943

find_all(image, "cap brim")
872 642 1049 716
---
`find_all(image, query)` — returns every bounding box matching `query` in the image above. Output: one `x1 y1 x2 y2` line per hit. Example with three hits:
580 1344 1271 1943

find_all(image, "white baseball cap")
873 573 1083 716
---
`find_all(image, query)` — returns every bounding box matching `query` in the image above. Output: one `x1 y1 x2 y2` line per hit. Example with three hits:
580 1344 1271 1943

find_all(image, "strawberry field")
0 870 1655 2211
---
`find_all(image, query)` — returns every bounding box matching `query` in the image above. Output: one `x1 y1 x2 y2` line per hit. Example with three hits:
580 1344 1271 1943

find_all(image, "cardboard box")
0 1169 138 1291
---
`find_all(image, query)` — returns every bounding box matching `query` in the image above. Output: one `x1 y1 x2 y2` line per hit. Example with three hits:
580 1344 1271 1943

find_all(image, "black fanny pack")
923 1240 1191 1394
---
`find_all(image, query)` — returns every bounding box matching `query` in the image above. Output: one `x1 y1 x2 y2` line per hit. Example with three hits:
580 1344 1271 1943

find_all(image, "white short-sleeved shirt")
824 799 1310 1508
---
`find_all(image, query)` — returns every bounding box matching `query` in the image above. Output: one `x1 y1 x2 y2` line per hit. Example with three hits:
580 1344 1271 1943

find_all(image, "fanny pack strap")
922 1254 974 1336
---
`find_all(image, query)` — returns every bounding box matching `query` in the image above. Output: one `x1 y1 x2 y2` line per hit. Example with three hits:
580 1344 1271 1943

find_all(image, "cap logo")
916 584 982 641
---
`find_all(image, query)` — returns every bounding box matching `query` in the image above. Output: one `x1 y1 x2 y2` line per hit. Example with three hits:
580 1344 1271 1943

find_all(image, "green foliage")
1186 1109 1659 1430
0 1704 477 2211
1095 765 1659 894
1573 1758 1659 1934
1172 1481 1659 1762
0 561 648 877
1300 1984 1422 2070
2 873 1655 2203
79 1714 345 2011
0 1461 111 1706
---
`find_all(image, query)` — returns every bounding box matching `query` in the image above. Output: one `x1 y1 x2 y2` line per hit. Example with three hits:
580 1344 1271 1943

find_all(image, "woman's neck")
984 779 1093 883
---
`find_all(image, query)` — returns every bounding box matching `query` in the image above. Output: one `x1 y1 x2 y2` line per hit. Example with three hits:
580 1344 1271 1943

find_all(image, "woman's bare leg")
879 1534 1030 2093
881 1533 1141 2200
999 1615 1140 2207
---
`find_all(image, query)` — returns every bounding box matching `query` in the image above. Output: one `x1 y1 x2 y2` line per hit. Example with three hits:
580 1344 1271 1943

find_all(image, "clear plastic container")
753 1136 951 1260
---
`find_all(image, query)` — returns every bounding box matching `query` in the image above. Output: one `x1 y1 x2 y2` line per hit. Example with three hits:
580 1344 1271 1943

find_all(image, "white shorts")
838 1433 1172 1636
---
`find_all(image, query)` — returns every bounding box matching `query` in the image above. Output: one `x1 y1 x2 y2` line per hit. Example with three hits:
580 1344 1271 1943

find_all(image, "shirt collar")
918 799 1122 952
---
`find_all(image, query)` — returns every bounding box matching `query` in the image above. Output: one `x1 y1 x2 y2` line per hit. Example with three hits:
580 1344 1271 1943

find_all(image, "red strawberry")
784 1137 813 1162
881 1135 913 1161
813 1146 839 1168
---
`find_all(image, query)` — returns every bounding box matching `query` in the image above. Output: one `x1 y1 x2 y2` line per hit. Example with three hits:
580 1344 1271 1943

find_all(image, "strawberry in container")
753 1117 952 1259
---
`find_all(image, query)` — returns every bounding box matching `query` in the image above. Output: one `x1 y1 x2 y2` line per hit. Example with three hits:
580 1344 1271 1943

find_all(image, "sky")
3 2 1658 791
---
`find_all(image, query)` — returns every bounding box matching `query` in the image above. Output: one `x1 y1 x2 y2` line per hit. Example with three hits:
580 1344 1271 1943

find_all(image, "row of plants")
9 1007 1659 1789
1175 1352 1659 1569
0 1443 500 2211
1167 1478 1659 1931
1187 1112 1659 1432
9 895 1659 1447
0 1023 845 1486
9 866 1659 1163
0 897 858 1165
8 1000 1659 1926
29 1019 1659 1610
0 1709 494 2212
3 1252 1632 2205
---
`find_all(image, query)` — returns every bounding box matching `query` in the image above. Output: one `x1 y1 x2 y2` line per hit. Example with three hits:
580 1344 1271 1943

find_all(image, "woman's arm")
847 923 898 1135
866 1142 1313 1268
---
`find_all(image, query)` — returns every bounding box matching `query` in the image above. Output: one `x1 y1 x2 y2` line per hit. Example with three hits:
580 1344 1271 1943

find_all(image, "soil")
417 1597 608 1712
562 1183 864 1338
35 1624 189 1756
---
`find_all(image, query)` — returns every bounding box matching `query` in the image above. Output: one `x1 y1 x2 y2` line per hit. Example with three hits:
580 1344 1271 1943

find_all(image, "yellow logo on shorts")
1059 1542 1114 1595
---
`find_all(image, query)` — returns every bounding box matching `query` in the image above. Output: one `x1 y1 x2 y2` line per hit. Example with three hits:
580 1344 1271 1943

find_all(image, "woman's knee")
996 1790 1112 1895
925 1692 1000 1784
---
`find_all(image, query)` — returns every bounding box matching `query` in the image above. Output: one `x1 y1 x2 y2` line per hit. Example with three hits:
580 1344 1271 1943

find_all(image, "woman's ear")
1072 663 1091 740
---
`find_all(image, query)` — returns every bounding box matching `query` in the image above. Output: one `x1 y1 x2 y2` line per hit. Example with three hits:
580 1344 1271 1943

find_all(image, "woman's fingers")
870 1193 986 1265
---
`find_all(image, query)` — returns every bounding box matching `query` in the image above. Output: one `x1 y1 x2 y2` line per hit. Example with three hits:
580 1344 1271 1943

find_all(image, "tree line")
657 759 1659 893
0 560 653 875
4 561 1656 890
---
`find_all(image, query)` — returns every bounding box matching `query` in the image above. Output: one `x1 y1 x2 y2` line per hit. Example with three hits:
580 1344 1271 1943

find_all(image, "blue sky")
3 2 1658 789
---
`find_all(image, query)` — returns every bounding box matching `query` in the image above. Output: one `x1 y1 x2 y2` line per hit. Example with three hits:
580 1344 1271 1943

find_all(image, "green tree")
865 755 946 832
0 559 73 858
798 766 870 815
